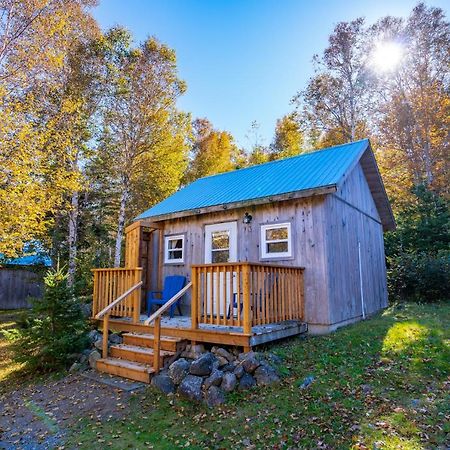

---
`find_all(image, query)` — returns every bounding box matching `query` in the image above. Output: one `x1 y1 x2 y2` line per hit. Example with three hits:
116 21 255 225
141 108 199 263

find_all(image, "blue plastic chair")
146 275 186 318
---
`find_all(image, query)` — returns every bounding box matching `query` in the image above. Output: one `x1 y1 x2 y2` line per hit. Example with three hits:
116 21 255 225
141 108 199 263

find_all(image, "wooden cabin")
91 139 395 382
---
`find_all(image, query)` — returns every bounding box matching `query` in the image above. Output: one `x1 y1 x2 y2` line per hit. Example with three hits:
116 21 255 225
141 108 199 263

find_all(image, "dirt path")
0 372 142 449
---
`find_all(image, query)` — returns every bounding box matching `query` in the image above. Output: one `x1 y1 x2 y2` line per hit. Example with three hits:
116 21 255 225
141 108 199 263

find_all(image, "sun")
371 41 403 72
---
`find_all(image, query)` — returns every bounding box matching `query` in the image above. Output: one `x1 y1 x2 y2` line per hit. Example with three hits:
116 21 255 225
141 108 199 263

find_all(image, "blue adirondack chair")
146 275 186 318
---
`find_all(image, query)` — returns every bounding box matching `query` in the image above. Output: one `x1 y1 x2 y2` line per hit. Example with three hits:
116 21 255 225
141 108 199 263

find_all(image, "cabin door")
204 222 237 318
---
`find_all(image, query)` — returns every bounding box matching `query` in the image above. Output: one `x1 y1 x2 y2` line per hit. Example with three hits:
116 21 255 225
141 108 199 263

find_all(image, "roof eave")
138 184 338 222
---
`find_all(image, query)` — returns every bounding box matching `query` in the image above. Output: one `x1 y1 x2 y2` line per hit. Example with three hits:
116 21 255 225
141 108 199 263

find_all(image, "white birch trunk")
114 184 129 268
67 190 79 288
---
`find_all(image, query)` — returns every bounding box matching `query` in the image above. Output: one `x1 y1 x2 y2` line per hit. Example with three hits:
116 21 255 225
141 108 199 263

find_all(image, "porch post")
242 263 252 335
191 267 198 330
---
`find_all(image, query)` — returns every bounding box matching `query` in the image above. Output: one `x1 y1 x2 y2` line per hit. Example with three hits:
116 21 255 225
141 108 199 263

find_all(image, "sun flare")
371 41 403 72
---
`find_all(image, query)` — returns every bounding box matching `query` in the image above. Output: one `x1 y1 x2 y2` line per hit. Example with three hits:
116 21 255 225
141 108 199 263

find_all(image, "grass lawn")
0 309 27 390
65 303 449 450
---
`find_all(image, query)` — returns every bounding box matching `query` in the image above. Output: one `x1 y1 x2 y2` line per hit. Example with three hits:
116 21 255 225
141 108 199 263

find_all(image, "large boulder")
178 375 203 401
109 333 123 345
88 330 101 344
94 338 104 351
88 349 101 369
205 386 225 407
233 364 245 379
204 369 224 389
221 372 237 392
212 347 235 362
168 358 191 385
181 344 205 360
254 363 280 385
241 353 260 374
238 373 256 391
190 352 217 376
152 374 176 394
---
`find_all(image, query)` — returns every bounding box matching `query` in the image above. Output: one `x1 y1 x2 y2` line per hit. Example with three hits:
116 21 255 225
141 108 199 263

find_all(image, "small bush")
5 267 89 371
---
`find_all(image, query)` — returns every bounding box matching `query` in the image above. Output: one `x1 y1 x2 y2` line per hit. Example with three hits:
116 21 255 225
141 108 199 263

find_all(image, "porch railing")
191 262 304 334
92 268 143 323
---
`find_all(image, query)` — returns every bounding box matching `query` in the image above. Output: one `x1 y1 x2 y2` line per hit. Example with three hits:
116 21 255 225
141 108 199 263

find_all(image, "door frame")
204 221 238 264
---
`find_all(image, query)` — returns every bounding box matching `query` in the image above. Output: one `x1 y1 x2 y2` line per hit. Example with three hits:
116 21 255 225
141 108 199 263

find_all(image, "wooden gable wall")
323 162 388 329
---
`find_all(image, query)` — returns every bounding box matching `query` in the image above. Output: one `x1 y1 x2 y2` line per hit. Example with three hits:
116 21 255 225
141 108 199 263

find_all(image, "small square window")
260 223 292 259
164 235 185 264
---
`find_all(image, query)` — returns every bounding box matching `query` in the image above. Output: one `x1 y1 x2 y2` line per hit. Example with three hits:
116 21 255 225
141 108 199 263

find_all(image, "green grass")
41 303 450 448
0 309 27 388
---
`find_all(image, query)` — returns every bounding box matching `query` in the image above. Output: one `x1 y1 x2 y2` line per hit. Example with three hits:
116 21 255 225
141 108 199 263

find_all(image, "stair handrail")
95 280 143 360
144 281 192 373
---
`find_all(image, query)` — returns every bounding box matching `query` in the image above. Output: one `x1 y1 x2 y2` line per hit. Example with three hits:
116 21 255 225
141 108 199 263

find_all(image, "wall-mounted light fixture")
243 212 253 224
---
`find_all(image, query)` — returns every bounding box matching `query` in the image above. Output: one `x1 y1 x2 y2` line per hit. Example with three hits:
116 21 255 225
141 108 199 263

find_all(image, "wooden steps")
95 333 188 383
96 358 155 383
110 344 175 365
123 332 187 352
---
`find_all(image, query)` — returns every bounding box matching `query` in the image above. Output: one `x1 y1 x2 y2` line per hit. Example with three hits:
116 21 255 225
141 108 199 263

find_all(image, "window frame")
164 234 185 264
260 222 293 260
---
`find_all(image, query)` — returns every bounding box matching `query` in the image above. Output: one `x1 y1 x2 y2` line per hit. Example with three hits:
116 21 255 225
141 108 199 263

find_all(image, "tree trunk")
114 183 129 267
67 190 79 288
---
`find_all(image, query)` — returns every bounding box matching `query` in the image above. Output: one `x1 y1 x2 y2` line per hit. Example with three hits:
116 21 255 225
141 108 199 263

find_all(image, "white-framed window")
260 222 292 259
164 234 185 264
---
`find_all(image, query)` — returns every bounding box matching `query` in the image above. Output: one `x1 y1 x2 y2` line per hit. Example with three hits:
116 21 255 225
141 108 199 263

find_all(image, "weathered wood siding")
145 160 388 330
0 268 43 309
323 162 388 328
155 196 330 325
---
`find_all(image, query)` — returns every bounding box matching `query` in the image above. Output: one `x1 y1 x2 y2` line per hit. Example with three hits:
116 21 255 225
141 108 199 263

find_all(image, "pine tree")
5 267 89 371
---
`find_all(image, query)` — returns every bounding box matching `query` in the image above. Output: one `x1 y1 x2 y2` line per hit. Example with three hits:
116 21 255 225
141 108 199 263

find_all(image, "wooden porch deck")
91 262 306 382
97 314 308 348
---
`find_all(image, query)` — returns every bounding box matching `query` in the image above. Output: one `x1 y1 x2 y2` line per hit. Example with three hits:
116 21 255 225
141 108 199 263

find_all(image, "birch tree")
371 4 449 206
295 18 372 146
0 0 98 257
95 28 188 267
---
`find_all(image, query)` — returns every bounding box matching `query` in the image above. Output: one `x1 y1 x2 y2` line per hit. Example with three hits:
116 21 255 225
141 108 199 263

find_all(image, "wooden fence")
0 268 43 309
191 262 304 334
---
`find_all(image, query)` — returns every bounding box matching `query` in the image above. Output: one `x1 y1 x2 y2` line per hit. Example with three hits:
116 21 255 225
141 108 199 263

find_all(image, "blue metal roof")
136 139 370 220
0 242 52 267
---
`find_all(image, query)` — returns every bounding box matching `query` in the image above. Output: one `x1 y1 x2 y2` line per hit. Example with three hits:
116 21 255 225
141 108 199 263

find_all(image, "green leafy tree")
385 185 449 302
270 113 304 159
92 28 189 266
5 267 89 371
184 118 241 182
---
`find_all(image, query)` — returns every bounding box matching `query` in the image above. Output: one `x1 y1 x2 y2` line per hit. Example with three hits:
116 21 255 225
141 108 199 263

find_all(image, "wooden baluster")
92 271 98 317
133 269 141 324
215 266 220 325
102 314 109 359
300 270 305 320
208 266 213 324
288 269 295 320
191 267 198 330
228 264 234 326
242 264 251 335
236 266 241 327
222 266 227 326
153 315 161 373
281 268 286 322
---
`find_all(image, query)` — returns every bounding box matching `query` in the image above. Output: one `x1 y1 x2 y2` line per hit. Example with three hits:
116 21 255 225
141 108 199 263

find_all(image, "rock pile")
69 329 123 372
151 345 282 407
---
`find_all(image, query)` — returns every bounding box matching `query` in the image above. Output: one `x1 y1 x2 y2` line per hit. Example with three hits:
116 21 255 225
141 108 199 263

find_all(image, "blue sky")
93 0 448 148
